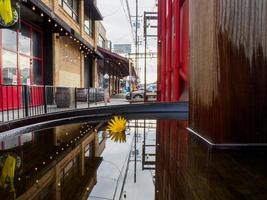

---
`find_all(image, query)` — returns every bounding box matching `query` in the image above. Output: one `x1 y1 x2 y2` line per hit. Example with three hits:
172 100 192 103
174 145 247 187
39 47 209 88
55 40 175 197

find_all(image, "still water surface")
0 119 267 200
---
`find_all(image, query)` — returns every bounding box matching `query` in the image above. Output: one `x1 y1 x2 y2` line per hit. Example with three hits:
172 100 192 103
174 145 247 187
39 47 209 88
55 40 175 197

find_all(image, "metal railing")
59 0 79 22
0 85 104 122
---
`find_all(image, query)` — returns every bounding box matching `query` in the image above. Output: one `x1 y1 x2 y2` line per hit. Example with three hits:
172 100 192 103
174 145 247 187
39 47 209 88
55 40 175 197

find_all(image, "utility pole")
144 12 147 102
134 0 138 183
134 0 138 99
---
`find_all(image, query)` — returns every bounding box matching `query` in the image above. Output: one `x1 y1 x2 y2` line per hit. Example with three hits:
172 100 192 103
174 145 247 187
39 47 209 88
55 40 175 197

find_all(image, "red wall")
158 0 189 102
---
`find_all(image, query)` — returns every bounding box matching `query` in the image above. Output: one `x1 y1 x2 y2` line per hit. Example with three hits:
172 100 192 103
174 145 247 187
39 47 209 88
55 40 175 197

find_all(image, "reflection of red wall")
158 0 189 102
155 120 188 200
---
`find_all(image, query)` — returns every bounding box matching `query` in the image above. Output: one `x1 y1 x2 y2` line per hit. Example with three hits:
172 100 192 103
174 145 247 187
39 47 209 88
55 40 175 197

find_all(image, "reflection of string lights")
10 122 98 188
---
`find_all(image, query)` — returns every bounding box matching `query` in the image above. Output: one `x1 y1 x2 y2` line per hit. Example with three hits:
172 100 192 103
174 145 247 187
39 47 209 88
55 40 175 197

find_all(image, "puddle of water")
0 119 267 200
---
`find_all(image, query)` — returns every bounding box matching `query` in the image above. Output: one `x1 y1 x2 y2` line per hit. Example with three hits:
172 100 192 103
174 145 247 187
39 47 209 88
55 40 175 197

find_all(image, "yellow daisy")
107 116 127 143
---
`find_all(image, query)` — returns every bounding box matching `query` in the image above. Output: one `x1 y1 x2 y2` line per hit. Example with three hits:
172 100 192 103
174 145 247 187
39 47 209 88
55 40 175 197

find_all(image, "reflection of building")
0 0 136 111
0 122 107 200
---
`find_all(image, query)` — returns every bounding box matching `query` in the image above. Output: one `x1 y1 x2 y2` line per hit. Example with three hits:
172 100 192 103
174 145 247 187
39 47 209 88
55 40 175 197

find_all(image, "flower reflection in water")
107 116 127 143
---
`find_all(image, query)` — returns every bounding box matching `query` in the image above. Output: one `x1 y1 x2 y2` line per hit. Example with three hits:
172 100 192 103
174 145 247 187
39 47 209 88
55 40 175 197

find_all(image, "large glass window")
58 0 79 22
32 30 42 58
0 22 43 85
33 59 42 85
20 56 31 85
19 25 31 56
2 29 17 51
2 50 17 85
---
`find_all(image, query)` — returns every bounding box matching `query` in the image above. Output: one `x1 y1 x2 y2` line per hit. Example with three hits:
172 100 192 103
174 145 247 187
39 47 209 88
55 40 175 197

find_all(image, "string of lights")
30 3 96 59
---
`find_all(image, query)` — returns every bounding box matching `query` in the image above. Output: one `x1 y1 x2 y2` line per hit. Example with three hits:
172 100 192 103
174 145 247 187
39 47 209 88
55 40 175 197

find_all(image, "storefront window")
2 50 17 85
19 25 31 56
0 22 43 85
20 56 31 85
33 59 42 85
2 29 17 51
32 30 42 58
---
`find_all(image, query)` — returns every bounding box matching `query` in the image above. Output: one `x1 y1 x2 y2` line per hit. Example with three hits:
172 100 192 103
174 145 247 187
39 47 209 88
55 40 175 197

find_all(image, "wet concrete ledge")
0 102 188 135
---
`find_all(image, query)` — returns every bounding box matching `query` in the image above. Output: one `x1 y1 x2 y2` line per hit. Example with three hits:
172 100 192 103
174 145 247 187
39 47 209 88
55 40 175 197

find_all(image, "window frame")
58 0 80 23
0 20 44 86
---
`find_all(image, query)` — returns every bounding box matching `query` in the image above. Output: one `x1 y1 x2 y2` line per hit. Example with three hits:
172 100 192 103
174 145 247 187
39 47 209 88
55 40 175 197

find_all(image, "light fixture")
48 18 51 22
60 28 63 31
32 6 35 10
41 13 44 17
54 23 57 27
65 32 68 35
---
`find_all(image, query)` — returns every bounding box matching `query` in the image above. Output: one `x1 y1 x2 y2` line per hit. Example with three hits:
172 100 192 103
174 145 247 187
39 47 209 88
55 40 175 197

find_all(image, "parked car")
125 84 157 100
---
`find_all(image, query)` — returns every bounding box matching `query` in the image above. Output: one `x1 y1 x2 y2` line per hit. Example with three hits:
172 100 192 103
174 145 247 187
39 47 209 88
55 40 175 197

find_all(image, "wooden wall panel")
189 0 267 144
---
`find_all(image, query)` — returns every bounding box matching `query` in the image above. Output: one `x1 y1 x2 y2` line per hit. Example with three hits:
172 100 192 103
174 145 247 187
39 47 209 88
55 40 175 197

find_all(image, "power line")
120 0 135 43
103 6 122 18
125 0 135 42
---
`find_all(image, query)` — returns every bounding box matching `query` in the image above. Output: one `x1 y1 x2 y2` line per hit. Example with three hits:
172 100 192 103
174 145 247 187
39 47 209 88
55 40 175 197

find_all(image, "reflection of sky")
90 121 155 200
89 132 134 199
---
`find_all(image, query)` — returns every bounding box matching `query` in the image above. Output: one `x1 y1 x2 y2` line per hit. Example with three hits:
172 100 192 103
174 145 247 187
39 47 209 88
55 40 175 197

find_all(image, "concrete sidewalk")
0 97 129 123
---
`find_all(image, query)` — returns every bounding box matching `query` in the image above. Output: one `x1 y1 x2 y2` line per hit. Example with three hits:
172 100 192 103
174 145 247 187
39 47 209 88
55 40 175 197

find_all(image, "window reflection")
2 29 17 51
2 50 17 85
33 59 42 85
85 143 93 158
84 15 93 37
19 25 31 56
1 22 43 85
20 56 31 85
32 30 41 58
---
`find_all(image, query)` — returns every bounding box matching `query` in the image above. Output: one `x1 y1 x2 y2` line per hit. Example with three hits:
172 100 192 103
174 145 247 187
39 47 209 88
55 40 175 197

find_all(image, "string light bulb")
41 13 44 17
32 6 35 10
48 18 51 22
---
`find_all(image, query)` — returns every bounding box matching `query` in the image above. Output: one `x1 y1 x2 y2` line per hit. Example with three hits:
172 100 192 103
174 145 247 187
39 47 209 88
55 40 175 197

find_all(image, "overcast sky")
97 0 158 84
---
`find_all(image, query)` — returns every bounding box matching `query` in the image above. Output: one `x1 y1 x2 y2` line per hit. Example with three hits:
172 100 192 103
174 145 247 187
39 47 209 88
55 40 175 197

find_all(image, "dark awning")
85 0 103 21
97 47 136 78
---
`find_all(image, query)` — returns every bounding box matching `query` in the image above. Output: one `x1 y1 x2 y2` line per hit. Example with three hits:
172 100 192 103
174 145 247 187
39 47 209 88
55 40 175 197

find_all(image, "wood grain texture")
189 0 267 143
